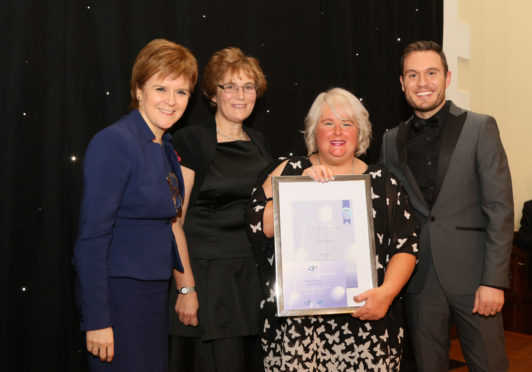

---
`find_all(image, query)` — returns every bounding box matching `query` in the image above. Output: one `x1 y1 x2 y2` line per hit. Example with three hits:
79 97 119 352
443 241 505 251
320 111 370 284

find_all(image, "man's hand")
472 285 504 316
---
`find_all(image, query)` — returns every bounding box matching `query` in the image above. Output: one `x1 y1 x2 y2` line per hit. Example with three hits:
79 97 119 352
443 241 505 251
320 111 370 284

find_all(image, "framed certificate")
272 174 377 316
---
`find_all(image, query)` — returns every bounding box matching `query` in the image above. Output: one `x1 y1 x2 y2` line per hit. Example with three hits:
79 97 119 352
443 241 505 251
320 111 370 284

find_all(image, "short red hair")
202 47 267 104
130 39 198 109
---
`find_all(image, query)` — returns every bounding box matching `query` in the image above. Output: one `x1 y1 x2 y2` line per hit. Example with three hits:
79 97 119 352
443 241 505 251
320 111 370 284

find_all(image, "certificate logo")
307 265 320 271
341 205 352 224
341 207 352 219
304 299 323 306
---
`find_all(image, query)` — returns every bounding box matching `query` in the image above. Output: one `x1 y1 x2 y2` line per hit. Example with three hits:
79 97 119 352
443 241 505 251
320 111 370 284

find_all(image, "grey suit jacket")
380 101 513 295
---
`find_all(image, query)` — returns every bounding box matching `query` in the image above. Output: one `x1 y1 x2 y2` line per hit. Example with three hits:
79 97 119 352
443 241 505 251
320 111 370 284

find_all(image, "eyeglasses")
166 172 183 217
217 84 257 95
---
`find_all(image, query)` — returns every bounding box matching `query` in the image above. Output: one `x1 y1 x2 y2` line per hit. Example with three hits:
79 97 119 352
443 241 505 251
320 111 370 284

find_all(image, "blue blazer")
73 110 184 331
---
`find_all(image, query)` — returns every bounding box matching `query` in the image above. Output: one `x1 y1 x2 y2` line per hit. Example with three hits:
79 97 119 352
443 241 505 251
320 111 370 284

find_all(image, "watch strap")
178 286 196 295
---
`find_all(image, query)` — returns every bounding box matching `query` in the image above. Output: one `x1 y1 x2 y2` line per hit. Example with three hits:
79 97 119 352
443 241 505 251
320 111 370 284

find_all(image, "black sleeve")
516 201 532 252
171 128 198 171
378 166 420 260
245 158 286 246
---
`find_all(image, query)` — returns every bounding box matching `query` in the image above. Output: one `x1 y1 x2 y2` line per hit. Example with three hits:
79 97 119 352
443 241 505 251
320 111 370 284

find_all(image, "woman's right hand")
86 327 114 362
175 292 199 327
302 164 335 182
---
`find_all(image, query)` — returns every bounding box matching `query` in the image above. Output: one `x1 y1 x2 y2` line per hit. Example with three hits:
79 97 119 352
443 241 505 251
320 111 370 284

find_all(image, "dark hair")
130 39 198 109
400 40 448 76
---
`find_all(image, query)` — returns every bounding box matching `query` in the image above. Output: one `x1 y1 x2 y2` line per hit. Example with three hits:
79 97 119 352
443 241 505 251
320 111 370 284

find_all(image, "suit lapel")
396 119 429 211
396 120 409 166
433 103 466 201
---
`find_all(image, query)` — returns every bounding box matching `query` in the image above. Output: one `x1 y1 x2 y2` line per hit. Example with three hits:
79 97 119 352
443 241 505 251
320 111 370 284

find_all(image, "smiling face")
212 71 256 126
136 73 191 141
400 50 451 119
315 103 359 165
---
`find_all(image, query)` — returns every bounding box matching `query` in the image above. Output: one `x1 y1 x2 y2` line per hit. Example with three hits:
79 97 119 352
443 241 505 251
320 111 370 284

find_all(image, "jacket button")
429 216 435 222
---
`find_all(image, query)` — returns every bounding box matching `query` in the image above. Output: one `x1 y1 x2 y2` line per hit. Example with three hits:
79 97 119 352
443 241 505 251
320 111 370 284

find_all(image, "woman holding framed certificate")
246 87 419 371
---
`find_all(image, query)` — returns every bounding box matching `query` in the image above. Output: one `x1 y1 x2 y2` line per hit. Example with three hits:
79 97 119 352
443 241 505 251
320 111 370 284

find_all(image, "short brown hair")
130 39 198 109
304 88 372 157
400 40 448 76
202 47 267 104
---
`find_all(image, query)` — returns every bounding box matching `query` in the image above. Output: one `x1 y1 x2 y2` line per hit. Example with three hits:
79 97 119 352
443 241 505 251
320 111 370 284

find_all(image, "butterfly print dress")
246 156 419 372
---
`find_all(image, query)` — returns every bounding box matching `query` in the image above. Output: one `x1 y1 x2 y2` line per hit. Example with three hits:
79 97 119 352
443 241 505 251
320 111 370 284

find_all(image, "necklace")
316 154 356 174
216 126 243 141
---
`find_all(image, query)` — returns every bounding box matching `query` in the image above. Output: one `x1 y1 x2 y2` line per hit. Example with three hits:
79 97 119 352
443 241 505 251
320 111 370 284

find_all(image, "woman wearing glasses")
169 47 271 372
73 39 197 372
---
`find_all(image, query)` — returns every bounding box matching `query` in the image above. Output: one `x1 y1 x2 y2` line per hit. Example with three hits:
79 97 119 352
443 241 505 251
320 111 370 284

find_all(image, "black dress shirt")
407 101 451 208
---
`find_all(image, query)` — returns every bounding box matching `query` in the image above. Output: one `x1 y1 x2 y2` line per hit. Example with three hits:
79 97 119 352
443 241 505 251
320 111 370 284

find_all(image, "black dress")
246 156 419 372
169 136 270 371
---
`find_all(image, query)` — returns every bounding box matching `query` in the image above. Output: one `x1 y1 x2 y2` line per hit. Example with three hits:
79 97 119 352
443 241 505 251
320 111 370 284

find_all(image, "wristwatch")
178 286 196 295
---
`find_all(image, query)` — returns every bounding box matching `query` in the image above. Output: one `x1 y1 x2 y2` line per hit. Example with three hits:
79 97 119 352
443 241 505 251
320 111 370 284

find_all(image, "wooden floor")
449 331 532 371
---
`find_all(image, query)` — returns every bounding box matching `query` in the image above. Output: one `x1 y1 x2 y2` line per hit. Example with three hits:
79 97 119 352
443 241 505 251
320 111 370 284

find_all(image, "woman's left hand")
86 327 114 362
302 165 335 182
175 292 199 327
352 253 416 320
350 287 394 321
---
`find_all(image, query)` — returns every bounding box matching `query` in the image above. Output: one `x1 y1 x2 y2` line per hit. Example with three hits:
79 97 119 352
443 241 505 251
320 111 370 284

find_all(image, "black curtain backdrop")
1 1 442 371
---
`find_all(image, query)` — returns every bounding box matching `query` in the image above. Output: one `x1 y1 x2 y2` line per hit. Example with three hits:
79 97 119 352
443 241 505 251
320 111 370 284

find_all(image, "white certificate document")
273 175 377 316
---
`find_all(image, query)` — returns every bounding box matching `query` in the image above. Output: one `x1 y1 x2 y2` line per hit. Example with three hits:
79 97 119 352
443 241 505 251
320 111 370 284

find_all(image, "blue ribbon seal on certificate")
341 200 352 224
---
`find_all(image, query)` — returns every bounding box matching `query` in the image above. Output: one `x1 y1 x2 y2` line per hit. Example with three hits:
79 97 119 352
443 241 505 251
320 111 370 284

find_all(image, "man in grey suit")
380 41 513 371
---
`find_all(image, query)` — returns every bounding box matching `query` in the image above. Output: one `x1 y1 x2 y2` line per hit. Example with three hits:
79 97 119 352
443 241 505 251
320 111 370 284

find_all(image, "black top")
172 117 271 207
407 100 450 208
185 140 271 259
